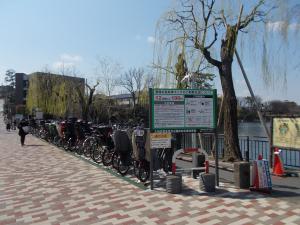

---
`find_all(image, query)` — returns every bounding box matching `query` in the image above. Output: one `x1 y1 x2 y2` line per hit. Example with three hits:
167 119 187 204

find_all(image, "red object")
172 163 176 175
205 160 209 173
258 154 263 160
273 149 285 176
252 162 259 189
250 161 272 194
184 148 198 153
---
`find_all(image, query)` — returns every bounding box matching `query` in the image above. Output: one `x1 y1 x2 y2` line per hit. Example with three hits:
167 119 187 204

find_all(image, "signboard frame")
271 116 300 151
149 88 217 132
148 88 219 190
270 115 300 166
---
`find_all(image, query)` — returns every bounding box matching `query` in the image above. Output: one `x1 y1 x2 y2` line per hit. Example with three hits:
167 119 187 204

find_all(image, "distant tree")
118 68 145 117
4 69 16 88
96 57 122 124
266 100 300 115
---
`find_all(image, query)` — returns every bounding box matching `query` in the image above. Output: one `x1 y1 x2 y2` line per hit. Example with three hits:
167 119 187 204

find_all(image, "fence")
181 133 300 168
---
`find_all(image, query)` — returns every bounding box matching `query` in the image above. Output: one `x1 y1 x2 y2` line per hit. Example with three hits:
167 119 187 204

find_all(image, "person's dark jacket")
18 120 29 136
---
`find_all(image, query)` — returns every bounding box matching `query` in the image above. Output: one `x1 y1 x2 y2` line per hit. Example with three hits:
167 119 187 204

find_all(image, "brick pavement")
0 120 300 225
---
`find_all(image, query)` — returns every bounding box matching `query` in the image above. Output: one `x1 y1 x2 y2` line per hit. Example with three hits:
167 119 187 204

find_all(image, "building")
0 85 14 99
15 73 28 105
0 85 15 119
110 93 133 106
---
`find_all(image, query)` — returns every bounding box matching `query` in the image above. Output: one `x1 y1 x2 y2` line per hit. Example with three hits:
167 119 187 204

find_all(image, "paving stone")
0 118 299 225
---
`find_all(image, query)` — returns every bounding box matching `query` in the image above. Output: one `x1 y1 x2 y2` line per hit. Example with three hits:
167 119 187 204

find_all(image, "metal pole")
150 148 154 190
246 136 250 162
214 130 219 186
235 50 271 141
270 117 274 167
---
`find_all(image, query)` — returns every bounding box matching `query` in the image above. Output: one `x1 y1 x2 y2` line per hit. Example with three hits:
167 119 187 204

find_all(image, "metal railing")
181 133 300 168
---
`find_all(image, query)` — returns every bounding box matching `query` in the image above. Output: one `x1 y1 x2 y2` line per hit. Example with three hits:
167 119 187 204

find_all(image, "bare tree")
96 57 122 124
118 68 145 117
159 0 278 161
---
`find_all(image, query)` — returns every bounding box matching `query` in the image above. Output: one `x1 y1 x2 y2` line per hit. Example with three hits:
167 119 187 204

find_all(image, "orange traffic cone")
273 148 285 176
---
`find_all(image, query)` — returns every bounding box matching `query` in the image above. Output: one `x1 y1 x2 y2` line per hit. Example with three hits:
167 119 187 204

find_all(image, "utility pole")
235 50 271 141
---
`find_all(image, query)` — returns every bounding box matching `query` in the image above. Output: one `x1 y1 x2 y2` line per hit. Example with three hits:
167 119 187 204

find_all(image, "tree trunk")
218 25 243 162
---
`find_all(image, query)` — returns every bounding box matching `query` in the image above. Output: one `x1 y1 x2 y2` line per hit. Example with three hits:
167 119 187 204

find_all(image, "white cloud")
52 61 75 70
266 21 300 32
147 36 156 44
52 53 82 70
60 53 82 62
288 23 300 31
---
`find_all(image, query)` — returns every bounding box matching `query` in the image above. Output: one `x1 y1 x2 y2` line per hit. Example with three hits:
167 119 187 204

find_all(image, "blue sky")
0 0 299 104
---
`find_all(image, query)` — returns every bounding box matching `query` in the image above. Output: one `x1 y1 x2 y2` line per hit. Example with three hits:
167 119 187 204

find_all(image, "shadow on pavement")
270 189 300 198
272 184 300 191
24 144 46 147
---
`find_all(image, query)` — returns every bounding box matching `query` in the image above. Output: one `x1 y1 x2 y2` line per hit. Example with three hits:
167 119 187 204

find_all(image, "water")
237 122 299 168
238 122 270 138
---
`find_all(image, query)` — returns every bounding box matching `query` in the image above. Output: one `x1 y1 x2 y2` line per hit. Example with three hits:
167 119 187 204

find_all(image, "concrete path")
0 118 300 224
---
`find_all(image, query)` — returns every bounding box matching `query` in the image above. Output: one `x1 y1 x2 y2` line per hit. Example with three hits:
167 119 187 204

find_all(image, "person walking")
6 122 11 131
18 119 29 146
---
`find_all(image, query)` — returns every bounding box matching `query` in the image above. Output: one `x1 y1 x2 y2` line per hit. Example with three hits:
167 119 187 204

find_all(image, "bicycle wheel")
102 148 113 166
112 151 119 169
63 138 69 151
76 140 84 155
92 142 104 163
117 157 130 176
138 161 149 182
83 138 93 158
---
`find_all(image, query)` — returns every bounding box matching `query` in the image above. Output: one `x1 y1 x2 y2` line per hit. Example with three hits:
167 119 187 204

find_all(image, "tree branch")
238 0 266 30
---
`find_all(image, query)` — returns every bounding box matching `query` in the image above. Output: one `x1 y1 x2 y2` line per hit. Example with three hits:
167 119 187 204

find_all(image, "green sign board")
149 88 217 132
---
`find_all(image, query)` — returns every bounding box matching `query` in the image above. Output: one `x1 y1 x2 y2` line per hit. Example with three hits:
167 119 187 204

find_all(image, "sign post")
149 88 218 190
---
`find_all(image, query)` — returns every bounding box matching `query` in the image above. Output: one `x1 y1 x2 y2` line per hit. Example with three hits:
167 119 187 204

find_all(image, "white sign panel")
151 89 216 131
150 133 172 149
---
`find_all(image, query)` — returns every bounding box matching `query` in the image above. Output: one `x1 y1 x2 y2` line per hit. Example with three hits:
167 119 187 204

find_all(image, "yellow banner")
150 133 172 139
150 133 172 148
273 118 300 150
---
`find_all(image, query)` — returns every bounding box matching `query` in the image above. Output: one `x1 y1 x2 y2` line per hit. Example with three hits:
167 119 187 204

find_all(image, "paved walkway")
0 119 300 224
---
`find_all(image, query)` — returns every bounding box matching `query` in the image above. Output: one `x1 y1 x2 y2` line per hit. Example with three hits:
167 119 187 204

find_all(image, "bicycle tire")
117 157 130 176
112 151 119 169
92 143 103 163
138 166 149 182
102 148 113 166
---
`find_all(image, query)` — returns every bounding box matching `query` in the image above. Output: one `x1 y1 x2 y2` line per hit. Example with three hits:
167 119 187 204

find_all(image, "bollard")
199 173 215 192
234 162 251 189
166 174 182 194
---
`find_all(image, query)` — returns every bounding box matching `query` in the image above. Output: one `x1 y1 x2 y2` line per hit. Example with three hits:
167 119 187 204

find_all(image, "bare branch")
152 63 176 75
205 24 218 49
239 0 267 30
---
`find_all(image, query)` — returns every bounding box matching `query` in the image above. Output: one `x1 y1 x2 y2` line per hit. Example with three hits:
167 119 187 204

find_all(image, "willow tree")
27 72 84 118
157 0 300 161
